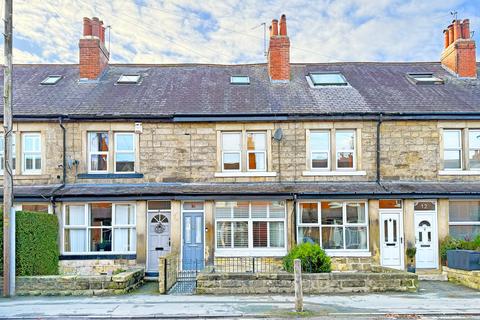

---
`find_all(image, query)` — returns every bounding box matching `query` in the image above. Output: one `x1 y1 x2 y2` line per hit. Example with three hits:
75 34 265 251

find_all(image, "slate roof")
10 181 480 200
3 62 480 118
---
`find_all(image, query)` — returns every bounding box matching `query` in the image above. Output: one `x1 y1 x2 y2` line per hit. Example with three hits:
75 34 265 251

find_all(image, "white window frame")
22 133 41 175
0 133 16 175
310 130 330 171
221 131 242 172
443 129 463 171
468 129 480 171
62 202 136 255
214 201 287 257
114 132 136 174
246 131 267 172
296 200 370 256
335 130 356 171
88 131 109 174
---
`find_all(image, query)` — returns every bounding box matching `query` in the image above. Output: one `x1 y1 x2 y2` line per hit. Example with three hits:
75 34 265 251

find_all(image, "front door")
182 210 204 270
147 211 171 273
380 211 404 269
414 211 438 269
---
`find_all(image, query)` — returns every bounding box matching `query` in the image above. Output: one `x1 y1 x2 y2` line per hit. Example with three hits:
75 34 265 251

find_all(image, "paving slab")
0 281 479 319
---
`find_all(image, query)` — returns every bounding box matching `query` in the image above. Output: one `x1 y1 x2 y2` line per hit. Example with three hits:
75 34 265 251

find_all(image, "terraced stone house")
2 15 480 276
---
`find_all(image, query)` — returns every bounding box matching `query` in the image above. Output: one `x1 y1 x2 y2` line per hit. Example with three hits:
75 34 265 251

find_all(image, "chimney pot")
448 24 454 46
461 19 470 39
83 17 92 36
91 17 100 38
271 19 278 36
443 29 449 48
279 14 287 36
453 20 461 41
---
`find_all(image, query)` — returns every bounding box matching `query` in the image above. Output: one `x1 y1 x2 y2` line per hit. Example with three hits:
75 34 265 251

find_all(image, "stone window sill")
302 170 367 176
214 171 277 178
77 173 144 179
439 170 480 176
215 249 286 257
59 254 136 260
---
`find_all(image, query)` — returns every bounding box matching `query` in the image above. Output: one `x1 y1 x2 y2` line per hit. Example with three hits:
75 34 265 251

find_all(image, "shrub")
283 243 331 273
440 235 480 264
0 210 59 275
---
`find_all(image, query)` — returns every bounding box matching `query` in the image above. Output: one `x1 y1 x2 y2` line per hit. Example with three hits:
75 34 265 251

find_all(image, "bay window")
449 200 480 240
215 201 286 255
297 201 368 253
63 203 136 254
22 133 41 174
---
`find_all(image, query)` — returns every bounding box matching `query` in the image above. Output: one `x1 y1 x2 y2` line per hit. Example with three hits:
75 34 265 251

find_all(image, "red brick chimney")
79 17 109 80
268 14 290 82
441 19 477 78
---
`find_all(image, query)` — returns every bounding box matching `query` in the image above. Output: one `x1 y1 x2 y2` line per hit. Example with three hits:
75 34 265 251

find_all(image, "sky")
2 0 480 65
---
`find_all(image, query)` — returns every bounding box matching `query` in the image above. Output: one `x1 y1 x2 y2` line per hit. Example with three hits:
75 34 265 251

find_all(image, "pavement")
0 281 480 319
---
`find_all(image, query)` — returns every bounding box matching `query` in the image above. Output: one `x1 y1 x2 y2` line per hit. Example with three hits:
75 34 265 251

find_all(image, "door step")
417 272 448 281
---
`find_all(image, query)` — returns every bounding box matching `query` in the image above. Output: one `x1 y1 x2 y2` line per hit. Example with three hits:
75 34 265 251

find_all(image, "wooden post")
3 0 14 298
294 259 303 312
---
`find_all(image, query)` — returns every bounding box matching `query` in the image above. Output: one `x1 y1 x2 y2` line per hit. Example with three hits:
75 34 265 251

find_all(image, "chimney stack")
79 17 110 81
267 14 290 82
441 19 476 78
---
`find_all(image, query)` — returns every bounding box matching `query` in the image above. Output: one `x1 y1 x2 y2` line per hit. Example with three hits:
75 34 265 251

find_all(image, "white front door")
147 211 171 273
414 211 438 269
380 211 404 269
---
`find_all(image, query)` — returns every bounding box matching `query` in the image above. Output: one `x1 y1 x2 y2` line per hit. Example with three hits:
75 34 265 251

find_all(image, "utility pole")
3 0 14 297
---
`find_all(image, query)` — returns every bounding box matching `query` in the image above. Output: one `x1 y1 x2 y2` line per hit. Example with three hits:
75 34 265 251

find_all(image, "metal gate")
167 259 203 295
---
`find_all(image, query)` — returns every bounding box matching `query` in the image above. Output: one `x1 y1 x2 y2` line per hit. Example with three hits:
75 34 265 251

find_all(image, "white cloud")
0 0 478 64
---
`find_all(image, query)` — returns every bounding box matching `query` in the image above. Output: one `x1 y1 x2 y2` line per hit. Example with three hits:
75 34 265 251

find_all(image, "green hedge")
0 210 59 275
283 242 332 273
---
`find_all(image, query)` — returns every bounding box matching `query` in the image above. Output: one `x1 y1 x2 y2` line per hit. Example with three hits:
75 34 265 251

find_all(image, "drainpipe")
376 113 383 184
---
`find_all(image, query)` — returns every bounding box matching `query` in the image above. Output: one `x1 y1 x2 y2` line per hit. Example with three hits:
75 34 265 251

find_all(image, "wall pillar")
368 200 380 265
287 200 295 250
170 200 181 254
437 198 449 266
135 200 147 264
403 199 415 267
204 200 214 264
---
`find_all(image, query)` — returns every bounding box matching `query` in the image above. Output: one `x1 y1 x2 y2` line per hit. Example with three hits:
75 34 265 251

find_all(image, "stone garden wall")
444 267 480 290
158 252 179 294
59 259 138 275
196 267 417 294
0 268 144 296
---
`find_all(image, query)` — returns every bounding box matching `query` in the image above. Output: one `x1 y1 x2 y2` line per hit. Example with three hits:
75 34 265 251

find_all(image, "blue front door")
182 211 204 270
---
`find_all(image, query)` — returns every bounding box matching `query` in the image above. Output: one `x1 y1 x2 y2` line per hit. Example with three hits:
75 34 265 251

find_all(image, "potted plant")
406 243 416 273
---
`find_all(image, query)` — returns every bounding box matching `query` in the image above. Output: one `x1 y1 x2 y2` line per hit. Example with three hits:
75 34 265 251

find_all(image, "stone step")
417 272 448 281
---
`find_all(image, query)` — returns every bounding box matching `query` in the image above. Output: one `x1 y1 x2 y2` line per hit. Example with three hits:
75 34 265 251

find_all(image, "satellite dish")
273 128 283 141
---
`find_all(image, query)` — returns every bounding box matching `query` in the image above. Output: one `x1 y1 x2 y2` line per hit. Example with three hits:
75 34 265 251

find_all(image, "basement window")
40 75 62 85
407 73 444 85
230 76 250 85
308 72 348 86
117 74 141 84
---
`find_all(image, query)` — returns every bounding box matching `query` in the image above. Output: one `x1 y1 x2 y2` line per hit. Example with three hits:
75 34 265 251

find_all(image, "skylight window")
407 73 444 85
117 74 141 84
308 72 348 86
230 76 250 85
40 75 62 85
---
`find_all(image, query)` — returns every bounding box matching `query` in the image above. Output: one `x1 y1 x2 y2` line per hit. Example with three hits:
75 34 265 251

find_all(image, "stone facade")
0 268 144 296
6 119 480 187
